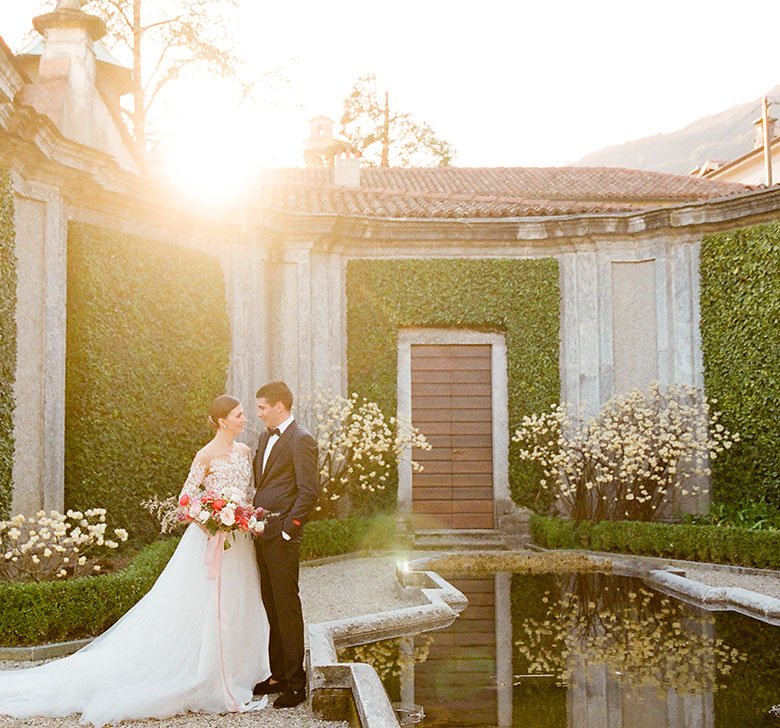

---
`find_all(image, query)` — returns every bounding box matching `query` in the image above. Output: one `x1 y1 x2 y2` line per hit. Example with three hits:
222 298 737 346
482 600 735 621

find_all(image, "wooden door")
411 344 494 529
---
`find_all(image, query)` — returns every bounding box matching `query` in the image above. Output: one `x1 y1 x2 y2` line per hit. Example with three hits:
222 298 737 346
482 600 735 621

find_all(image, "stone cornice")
2 89 780 253
0 100 248 246
0 40 29 104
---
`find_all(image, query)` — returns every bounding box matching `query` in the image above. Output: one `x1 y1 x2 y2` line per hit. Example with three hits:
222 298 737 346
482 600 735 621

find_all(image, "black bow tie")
266 427 281 437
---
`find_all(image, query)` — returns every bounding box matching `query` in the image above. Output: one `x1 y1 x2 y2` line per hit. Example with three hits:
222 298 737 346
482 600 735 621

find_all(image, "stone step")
413 529 508 550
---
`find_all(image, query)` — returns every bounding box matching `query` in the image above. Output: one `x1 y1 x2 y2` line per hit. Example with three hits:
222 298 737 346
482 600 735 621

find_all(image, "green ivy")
700 222 780 507
0 168 16 520
346 258 560 512
65 223 230 542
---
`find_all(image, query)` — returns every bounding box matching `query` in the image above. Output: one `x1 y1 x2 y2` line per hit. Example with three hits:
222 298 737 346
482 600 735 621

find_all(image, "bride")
0 395 271 726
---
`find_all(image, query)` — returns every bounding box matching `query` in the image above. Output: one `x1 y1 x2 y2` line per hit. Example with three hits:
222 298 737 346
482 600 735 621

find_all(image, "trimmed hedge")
346 258 560 512
65 223 230 543
0 516 399 647
531 514 780 570
0 168 15 520
700 222 780 507
0 539 177 647
301 514 398 559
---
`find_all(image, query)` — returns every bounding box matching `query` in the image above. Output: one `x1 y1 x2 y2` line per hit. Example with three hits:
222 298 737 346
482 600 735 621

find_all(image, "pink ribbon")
204 530 225 581
204 531 239 713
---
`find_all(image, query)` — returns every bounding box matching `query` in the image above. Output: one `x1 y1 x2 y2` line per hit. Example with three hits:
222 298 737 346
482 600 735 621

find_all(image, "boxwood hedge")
0 539 178 647
0 516 399 647
531 514 780 570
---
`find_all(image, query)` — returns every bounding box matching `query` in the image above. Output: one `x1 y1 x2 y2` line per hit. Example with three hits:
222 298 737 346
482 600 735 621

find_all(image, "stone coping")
531 546 780 625
0 637 91 662
307 564 467 728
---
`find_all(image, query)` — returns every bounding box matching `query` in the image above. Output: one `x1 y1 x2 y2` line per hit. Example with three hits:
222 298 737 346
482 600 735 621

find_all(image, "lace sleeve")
178 455 209 502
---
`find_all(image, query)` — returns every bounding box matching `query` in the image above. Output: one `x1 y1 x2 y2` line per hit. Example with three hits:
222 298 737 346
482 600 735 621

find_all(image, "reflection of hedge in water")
512 572 744 695
0 168 15 520
713 611 780 726
65 223 230 542
511 573 567 727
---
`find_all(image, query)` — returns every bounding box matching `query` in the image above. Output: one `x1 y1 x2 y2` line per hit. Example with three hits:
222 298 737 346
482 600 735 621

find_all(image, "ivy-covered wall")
346 258 560 512
0 168 16 520
700 221 780 507
65 223 230 542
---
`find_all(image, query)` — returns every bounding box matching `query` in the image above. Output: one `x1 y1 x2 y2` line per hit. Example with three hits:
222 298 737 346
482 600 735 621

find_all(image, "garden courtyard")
3 2 780 726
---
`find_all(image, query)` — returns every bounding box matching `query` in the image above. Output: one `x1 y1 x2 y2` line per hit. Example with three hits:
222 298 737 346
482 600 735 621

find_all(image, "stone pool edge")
530 546 780 622
307 564 468 728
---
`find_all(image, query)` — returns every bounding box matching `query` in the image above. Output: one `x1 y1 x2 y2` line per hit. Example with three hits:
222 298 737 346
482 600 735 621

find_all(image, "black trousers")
254 534 306 692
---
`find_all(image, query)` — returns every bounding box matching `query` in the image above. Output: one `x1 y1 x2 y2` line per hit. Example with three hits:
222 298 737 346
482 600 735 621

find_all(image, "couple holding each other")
0 381 320 726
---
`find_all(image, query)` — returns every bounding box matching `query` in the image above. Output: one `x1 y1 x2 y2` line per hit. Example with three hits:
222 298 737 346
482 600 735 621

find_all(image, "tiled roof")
252 167 749 219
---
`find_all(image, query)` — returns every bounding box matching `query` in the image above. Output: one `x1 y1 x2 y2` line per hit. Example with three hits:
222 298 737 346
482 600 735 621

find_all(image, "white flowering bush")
300 391 431 519
512 382 737 522
0 508 129 582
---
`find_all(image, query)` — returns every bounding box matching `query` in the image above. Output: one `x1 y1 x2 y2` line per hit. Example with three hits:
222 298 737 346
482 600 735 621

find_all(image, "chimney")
334 155 360 188
753 116 777 149
22 0 106 147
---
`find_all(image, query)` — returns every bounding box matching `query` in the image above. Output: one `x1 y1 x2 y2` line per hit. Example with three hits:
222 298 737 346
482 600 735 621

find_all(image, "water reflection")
339 570 779 728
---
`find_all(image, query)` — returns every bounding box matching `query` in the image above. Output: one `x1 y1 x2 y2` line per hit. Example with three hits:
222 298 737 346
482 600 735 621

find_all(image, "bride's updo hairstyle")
208 395 240 431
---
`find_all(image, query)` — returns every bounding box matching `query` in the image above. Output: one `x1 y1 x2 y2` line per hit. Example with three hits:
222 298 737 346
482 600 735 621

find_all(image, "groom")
252 381 319 708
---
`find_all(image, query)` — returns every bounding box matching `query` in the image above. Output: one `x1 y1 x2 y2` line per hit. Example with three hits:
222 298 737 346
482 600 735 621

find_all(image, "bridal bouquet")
178 486 269 538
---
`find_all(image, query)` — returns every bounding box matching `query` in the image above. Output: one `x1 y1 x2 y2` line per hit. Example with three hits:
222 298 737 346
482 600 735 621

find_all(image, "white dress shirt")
262 414 294 473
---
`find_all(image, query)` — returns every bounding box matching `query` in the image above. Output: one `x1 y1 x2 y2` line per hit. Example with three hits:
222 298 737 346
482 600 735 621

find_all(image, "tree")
41 0 267 153
337 74 455 168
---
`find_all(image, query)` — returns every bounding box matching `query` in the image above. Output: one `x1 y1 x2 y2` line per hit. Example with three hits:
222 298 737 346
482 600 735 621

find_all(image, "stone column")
222 241 271 443
10 176 67 515
267 243 348 427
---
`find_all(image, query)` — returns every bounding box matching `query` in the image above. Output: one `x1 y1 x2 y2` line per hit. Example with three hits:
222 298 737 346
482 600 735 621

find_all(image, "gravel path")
0 554 418 728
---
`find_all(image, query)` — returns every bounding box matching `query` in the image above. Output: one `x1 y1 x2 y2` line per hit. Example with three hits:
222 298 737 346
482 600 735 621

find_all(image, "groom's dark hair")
256 381 293 410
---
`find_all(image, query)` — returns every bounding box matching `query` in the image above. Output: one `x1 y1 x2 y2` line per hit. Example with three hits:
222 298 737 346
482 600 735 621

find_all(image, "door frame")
397 328 510 528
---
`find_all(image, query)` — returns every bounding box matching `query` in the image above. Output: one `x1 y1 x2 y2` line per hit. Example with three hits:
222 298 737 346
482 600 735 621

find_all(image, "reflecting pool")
338 571 780 727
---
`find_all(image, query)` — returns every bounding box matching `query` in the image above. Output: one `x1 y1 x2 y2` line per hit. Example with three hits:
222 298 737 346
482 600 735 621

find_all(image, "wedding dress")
0 449 270 726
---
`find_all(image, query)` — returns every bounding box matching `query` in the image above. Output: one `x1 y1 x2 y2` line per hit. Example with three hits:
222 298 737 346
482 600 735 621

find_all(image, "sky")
2 0 779 182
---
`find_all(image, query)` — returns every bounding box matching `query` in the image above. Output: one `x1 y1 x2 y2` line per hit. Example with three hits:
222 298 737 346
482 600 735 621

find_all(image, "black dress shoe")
253 677 286 696
273 688 306 708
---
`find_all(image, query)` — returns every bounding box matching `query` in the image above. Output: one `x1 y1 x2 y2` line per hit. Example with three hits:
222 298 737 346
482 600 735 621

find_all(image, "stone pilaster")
10 175 67 515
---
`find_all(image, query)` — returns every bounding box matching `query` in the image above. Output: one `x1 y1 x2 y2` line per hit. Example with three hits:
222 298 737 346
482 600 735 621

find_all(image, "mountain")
574 85 780 175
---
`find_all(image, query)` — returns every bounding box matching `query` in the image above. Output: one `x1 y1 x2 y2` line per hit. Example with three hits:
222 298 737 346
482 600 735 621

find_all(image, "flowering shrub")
300 391 431 519
513 382 737 522
0 508 129 582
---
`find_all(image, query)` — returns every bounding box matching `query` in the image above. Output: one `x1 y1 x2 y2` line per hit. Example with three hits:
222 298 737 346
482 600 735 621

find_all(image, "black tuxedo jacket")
252 420 319 541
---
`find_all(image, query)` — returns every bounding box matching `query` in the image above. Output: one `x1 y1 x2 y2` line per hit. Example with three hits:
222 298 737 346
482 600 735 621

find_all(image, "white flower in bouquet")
220 508 236 526
188 501 202 519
